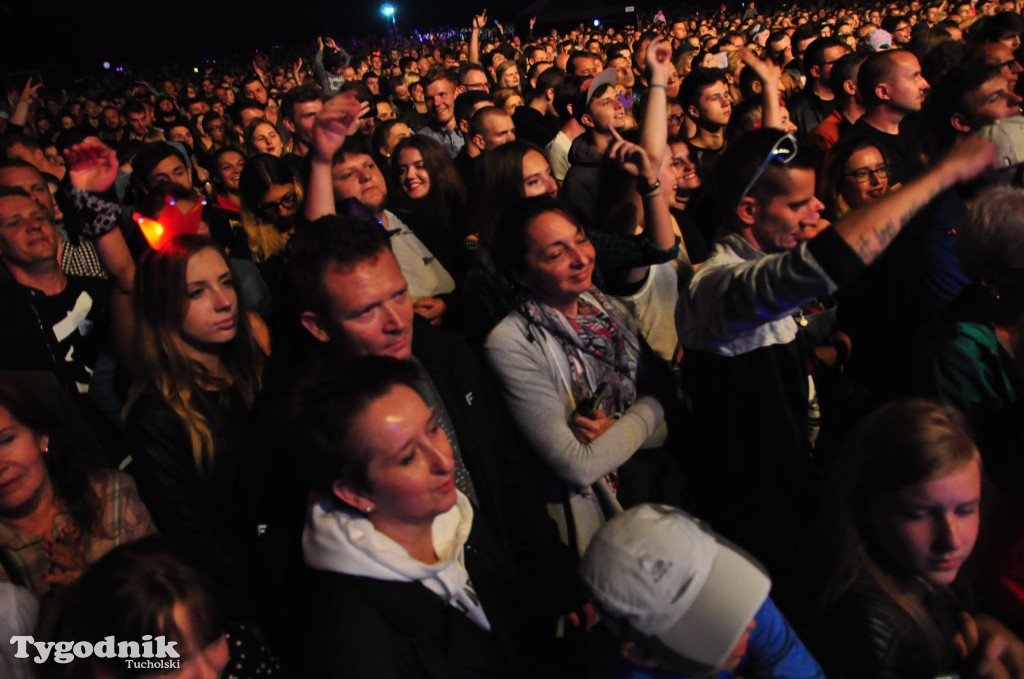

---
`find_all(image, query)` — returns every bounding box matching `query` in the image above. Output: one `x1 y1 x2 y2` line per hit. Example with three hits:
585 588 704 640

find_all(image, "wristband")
648 83 667 90
637 177 661 196
70 188 121 238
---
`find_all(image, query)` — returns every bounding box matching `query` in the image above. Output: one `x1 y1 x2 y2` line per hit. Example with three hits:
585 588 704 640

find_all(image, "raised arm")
608 129 675 250
640 36 672 169
739 47 783 131
469 10 487 65
63 142 137 370
829 134 996 266
305 91 362 221
10 78 41 130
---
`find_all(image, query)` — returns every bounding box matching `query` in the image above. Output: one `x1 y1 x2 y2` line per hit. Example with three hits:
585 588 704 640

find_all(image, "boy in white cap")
580 504 824 678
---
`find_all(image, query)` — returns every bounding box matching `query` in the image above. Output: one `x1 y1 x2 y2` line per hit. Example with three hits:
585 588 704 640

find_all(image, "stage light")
380 3 396 17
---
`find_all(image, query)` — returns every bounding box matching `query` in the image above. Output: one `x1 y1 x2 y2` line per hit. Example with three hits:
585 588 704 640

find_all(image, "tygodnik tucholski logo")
10 635 181 669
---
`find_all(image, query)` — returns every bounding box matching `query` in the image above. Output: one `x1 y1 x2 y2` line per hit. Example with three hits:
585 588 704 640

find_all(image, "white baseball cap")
580 504 771 674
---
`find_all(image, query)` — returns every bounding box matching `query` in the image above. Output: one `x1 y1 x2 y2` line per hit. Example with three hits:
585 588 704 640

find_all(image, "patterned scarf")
520 289 637 415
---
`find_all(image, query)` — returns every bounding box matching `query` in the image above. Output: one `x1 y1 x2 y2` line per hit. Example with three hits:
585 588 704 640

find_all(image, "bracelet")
637 177 661 196
648 83 667 90
70 188 121 238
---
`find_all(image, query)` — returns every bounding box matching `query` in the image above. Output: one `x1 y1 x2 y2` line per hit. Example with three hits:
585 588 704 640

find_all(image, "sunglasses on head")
739 133 798 202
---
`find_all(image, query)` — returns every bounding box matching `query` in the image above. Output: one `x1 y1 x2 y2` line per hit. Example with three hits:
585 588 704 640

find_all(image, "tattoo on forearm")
855 234 872 260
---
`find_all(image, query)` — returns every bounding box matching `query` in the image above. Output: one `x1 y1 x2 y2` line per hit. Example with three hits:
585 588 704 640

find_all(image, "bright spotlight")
593 18 601 26
380 3 396 17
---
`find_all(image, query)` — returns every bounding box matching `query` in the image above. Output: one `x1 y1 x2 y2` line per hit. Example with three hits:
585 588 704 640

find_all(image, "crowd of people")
3 0 1024 676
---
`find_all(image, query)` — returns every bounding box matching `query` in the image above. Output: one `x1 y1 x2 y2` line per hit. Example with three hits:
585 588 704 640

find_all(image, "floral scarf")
519 289 637 415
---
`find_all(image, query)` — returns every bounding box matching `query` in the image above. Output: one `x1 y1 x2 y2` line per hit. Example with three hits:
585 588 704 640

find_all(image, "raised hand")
16 77 42 107
608 127 656 182
312 91 362 164
64 142 118 193
472 10 488 30
739 46 781 86
645 36 674 85
943 132 997 183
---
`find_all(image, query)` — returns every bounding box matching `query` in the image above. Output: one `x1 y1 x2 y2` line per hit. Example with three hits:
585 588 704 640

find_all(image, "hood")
302 491 491 629
568 133 603 167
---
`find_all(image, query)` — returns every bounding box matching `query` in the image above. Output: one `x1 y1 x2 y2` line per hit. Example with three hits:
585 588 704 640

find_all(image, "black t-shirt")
512 106 559 149
847 116 929 186
16 277 110 393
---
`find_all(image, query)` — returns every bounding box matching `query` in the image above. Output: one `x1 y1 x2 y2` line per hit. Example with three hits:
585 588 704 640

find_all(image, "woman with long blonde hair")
125 234 266 613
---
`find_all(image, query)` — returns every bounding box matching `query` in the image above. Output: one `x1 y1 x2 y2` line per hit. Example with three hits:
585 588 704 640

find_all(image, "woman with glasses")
818 137 892 227
237 154 302 267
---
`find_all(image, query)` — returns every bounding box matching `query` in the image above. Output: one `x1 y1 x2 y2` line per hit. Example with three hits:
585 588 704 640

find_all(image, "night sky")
1 0 547 84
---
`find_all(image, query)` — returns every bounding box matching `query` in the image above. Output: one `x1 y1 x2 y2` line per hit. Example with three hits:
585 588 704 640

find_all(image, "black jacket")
301 513 527 679
811 577 966 679
125 390 257 616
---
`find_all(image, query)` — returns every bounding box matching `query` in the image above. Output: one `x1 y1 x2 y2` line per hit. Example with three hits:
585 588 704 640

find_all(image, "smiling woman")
485 197 681 557
295 356 532 677
0 380 153 597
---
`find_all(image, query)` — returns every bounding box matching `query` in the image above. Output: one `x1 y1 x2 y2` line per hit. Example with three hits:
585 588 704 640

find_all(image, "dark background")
0 0 554 81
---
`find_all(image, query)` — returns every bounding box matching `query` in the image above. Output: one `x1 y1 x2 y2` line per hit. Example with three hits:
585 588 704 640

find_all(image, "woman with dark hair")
387 134 471 287
462 141 564 346
209 147 245 215
44 537 280 679
370 119 413 168
237 154 302 266
803 399 1023 677
818 136 892 226
484 197 682 556
389 134 468 239
125 235 267 613
296 356 533 677
0 380 153 596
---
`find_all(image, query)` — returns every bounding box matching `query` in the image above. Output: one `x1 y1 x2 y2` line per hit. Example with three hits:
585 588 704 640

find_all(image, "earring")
364 505 374 514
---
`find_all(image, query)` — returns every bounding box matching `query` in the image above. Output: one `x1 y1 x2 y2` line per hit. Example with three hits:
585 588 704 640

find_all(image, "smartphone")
574 382 609 419
359 99 379 120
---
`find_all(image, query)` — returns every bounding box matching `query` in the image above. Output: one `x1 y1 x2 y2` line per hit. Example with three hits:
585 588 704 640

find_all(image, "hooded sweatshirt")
303 491 491 631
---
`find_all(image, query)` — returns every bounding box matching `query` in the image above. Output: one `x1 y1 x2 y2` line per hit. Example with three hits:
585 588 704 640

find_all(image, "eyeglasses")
846 164 889 183
258 191 298 213
739 133 798 202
